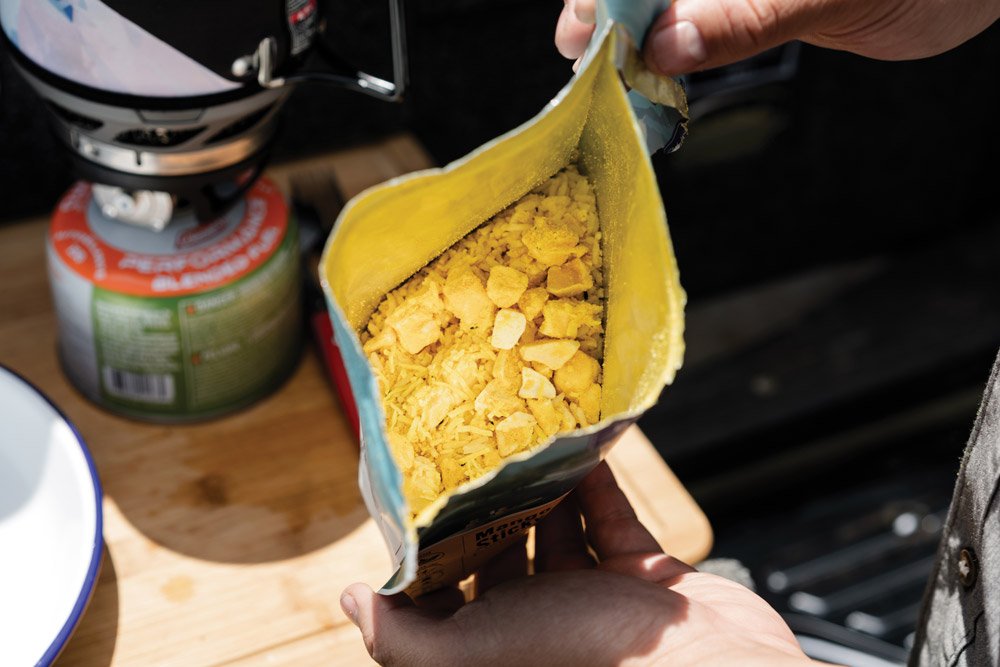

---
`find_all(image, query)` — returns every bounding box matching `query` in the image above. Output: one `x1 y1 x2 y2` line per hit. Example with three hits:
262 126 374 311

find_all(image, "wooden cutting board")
0 134 711 666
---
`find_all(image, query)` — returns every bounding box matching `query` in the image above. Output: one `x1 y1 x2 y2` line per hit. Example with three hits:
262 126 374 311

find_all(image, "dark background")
3 1 997 300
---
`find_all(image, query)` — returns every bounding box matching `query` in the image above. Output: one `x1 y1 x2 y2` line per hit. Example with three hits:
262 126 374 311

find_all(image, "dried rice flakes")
361 166 605 514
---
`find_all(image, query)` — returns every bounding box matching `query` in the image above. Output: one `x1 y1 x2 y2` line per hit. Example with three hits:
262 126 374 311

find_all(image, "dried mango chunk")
518 287 550 321
495 412 537 456
553 396 577 431
527 399 561 436
519 367 556 399
385 280 444 354
520 339 580 370
547 258 594 297
539 300 601 339
444 271 495 331
410 384 459 430
523 219 579 266
579 383 602 424
474 379 524 418
487 266 529 308
387 307 439 355
491 309 527 350
492 348 523 387
554 350 600 397
362 326 397 354
411 278 445 313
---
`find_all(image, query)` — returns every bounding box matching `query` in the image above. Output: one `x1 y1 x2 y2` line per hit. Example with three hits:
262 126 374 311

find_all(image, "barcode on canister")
102 367 175 404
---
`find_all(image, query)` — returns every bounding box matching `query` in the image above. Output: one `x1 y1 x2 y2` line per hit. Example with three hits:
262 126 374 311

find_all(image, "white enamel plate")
0 366 103 666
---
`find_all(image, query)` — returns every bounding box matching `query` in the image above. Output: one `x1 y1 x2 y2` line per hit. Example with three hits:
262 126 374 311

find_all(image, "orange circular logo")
50 178 288 297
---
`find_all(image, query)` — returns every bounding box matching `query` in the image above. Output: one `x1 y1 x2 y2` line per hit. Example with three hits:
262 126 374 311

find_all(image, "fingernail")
340 592 359 625
648 20 707 75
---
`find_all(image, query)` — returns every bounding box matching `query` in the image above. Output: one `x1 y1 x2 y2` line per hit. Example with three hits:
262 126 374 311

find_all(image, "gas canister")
47 176 302 422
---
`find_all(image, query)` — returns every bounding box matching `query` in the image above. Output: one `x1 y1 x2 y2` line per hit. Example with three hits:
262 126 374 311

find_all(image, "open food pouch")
321 1 687 596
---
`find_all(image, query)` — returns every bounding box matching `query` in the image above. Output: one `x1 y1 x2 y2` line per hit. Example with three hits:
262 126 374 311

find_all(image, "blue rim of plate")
0 365 104 667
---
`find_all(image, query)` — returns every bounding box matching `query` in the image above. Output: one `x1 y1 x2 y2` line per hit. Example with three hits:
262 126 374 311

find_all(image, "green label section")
92 224 301 419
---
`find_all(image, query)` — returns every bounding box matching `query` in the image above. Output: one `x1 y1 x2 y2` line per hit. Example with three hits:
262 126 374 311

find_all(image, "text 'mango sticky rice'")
361 165 604 514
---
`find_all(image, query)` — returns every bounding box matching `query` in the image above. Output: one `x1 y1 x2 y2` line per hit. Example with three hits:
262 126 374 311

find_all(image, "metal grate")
712 465 959 665
765 501 945 651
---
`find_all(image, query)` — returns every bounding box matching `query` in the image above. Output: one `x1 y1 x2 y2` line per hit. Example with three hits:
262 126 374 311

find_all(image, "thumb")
341 583 459 665
643 0 830 75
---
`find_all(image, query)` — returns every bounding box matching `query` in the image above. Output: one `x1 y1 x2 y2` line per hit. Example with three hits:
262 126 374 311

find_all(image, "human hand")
556 0 1000 75
340 462 822 666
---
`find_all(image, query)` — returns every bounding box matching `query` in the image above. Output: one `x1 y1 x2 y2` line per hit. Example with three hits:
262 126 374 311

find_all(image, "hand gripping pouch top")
321 0 687 596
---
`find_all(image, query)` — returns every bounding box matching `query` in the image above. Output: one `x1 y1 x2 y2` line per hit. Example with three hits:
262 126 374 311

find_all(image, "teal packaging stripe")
327 294 411 572
589 0 686 153
599 0 669 49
